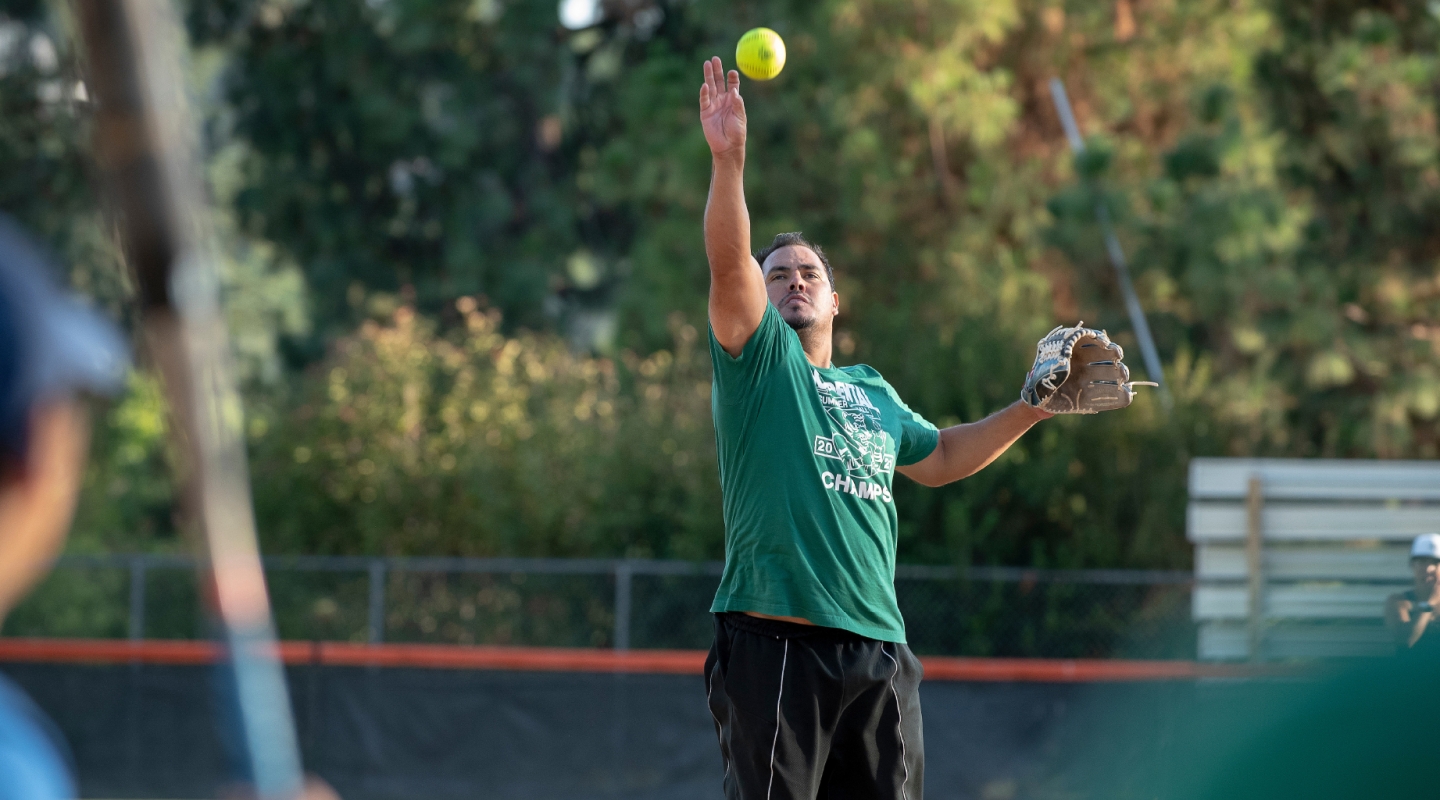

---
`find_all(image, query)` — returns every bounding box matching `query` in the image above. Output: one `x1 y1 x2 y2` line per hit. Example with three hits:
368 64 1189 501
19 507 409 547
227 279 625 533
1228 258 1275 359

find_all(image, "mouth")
783 294 809 307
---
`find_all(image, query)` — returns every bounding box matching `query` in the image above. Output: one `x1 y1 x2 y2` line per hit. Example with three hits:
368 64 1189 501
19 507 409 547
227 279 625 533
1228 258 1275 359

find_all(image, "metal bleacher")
1189 458 1440 660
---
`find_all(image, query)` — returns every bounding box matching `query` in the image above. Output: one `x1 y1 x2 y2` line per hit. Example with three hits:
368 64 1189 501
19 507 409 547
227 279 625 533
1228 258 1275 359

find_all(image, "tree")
11 0 1438 573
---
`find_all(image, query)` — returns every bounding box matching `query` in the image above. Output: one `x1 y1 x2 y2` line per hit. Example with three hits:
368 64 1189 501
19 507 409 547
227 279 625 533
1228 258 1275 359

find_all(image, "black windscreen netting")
1 661 1221 800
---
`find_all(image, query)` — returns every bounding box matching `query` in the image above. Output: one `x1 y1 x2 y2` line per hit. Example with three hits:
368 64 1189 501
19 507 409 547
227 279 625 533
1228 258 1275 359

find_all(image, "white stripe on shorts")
766 639 789 800
706 665 729 779
882 645 910 800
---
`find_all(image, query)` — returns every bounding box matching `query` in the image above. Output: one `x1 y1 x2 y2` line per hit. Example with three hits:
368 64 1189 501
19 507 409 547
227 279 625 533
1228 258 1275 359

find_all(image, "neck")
797 326 833 368
1421 583 1440 604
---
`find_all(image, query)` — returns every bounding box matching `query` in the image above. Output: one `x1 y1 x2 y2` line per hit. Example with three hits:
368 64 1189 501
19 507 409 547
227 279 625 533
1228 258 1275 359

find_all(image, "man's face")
1412 557 1439 592
762 245 838 332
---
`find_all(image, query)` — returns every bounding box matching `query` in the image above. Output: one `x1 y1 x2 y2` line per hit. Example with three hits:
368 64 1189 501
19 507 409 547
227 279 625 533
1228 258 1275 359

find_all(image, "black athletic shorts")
704 612 924 800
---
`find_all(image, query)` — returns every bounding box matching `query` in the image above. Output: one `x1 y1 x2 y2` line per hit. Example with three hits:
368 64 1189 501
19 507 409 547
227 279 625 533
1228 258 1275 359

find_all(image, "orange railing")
0 638 1277 682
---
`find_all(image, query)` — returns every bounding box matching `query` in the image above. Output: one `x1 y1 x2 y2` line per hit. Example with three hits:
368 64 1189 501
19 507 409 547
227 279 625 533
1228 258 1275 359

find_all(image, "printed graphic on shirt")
811 369 897 486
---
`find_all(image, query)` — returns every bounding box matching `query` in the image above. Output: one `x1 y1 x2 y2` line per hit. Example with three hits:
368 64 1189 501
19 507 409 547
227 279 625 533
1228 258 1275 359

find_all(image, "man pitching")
697 56 1146 799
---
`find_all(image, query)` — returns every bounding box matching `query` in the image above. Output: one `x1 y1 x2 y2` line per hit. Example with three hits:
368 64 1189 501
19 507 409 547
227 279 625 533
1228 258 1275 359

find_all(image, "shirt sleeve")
883 381 940 466
708 303 795 404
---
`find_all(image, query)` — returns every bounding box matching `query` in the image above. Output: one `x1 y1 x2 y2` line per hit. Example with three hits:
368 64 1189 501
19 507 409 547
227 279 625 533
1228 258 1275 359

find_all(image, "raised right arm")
699 57 767 357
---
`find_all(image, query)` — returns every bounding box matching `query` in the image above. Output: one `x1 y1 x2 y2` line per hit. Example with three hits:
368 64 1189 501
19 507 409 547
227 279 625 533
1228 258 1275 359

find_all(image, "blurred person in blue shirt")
0 214 127 800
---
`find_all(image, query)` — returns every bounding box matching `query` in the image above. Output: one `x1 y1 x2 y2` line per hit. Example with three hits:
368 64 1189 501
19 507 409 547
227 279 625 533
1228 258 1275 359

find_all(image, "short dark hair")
754 232 834 289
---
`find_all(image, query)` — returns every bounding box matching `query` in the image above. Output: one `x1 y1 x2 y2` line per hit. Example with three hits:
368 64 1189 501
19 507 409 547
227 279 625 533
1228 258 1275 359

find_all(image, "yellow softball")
735 28 786 81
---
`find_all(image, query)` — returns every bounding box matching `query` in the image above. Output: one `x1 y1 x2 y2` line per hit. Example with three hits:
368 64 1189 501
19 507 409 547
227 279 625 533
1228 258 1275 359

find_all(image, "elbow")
898 468 940 488
912 470 960 488
938 464 985 486
930 470 975 488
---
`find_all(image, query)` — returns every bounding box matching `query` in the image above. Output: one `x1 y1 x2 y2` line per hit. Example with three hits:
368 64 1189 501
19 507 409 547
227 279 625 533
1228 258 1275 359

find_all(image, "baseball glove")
1020 322 1156 414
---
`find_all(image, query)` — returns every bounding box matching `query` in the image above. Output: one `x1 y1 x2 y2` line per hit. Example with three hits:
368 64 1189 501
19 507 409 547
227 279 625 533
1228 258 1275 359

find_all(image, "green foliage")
0 7 128 317
1245 2 1440 456
248 299 720 558
8 0 1440 576
67 374 178 553
0 8 308 563
185 0 598 340
3 566 129 638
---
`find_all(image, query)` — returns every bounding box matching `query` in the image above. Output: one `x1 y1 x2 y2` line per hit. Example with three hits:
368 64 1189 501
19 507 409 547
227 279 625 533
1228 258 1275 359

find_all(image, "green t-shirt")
708 303 940 642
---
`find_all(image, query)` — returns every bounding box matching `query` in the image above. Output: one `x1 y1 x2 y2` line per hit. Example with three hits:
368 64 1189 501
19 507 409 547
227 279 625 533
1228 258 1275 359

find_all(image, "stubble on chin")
774 292 830 333
782 310 815 331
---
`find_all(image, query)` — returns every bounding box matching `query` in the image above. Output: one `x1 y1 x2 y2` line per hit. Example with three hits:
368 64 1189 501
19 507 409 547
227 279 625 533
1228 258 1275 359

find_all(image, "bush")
249 300 722 559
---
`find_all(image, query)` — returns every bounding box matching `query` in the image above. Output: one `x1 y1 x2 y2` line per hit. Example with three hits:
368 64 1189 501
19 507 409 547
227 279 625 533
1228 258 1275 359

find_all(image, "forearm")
704 151 750 280
1386 600 1433 647
1408 613 1433 647
912 401 1047 487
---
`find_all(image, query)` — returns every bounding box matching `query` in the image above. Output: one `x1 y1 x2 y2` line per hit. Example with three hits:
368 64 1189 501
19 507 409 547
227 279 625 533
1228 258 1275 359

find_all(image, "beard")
784 313 816 331
779 302 817 331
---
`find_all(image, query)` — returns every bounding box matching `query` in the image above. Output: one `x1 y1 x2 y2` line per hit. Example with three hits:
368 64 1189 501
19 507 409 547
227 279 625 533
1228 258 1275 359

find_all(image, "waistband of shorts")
716 611 870 642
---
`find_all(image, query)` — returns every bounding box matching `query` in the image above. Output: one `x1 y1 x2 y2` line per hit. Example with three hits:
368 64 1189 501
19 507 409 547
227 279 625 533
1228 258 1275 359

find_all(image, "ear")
831 291 840 317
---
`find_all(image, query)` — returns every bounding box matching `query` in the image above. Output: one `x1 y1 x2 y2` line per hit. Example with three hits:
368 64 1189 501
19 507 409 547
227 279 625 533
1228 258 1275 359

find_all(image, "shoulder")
836 363 883 381
838 365 909 403
709 302 800 365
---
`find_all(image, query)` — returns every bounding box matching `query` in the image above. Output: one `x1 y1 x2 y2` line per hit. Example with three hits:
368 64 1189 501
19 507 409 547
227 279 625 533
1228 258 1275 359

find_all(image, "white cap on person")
1411 534 1440 560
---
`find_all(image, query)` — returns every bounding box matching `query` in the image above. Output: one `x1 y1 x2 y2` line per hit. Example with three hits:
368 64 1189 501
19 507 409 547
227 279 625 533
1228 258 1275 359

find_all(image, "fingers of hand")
711 56 724 94
728 69 740 95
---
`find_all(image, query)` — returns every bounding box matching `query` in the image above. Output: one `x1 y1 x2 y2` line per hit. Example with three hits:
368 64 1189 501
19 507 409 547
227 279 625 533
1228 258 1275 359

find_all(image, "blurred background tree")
2 0 1438 569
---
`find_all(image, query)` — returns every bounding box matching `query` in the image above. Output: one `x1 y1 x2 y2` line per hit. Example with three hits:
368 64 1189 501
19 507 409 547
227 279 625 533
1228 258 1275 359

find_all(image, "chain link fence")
5 555 1196 659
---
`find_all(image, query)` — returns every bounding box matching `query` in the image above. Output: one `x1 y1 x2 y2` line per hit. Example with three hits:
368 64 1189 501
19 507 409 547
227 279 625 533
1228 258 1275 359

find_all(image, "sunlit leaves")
247 301 721 559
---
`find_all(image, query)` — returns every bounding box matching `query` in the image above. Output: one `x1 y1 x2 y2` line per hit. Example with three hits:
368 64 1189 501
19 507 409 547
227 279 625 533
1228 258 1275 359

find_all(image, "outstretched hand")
699 56 746 157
